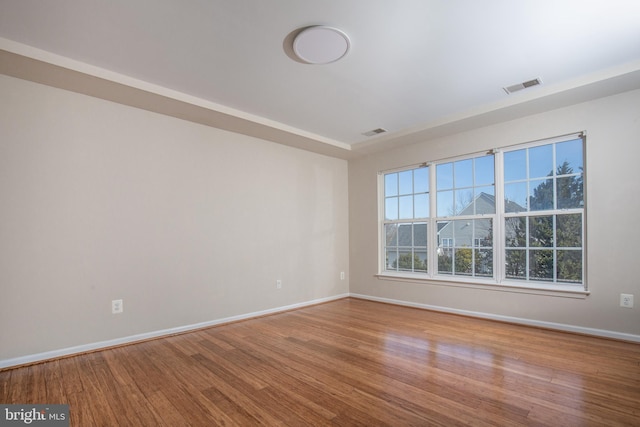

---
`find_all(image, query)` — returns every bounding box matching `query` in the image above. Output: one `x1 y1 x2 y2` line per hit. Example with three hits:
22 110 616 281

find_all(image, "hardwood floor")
1 298 639 426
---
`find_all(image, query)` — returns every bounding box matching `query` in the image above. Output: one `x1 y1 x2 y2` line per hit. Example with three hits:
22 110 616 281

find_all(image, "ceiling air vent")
362 128 387 137
503 78 542 94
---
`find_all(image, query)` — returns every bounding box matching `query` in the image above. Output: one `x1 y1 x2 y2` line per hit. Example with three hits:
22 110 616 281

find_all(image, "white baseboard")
350 293 640 343
0 293 349 370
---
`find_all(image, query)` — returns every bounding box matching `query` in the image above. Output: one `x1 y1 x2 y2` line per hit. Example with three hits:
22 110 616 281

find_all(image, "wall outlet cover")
620 294 634 308
112 299 124 314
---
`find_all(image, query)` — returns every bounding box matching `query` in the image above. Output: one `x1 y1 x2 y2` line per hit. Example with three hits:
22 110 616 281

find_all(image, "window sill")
375 273 590 299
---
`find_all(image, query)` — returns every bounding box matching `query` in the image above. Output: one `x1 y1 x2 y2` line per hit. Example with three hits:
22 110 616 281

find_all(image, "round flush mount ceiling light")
293 26 350 64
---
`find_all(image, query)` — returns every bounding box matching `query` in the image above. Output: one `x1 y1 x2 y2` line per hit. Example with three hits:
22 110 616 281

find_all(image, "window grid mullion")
553 215 557 282
494 149 505 283
525 216 530 281
429 164 437 278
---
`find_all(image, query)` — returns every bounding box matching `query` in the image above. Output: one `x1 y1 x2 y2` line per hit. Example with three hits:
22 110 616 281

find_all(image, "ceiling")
1 0 640 159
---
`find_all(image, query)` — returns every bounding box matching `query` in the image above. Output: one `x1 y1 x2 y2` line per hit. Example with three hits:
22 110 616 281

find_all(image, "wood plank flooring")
1 298 639 426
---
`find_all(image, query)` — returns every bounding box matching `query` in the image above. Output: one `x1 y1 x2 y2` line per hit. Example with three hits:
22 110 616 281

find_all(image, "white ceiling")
1 0 640 158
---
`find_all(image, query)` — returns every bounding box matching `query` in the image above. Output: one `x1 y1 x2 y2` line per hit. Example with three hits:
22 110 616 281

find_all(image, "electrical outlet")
620 294 634 308
340 271 345 280
276 279 282 289
112 299 123 314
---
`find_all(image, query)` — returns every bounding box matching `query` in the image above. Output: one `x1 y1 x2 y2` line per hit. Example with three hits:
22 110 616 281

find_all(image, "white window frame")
378 133 587 296
381 166 430 274
432 151 497 281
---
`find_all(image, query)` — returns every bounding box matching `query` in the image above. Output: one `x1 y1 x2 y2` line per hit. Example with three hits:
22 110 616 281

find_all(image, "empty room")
1 1 639 425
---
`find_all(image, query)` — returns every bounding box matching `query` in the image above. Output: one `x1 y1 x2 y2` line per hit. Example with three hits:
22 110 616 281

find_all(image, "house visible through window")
436 153 495 279
384 167 429 272
380 134 586 291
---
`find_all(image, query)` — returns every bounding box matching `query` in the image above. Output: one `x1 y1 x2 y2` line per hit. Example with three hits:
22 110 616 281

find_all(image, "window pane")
529 250 554 281
504 149 526 182
415 249 427 272
437 163 453 190
529 216 554 247
454 189 474 215
438 220 452 246
557 176 583 209
399 195 413 219
437 190 454 217
413 223 427 247
529 144 553 179
557 250 582 283
397 250 412 271
556 214 582 248
504 182 527 212
529 179 554 211
385 197 398 220
475 249 493 277
398 224 412 246
385 223 398 246
454 248 473 275
475 155 495 185
475 219 492 247
414 167 429 193
437 219 452 273
398 170 413 195
505 249 526 279
385 173 398 197
556 138 583 172
414 193 429 218
474 186 495 214
454 159 473 188
505 217 526 247
438 250 453 274
453 220 473 247
385 248 398 270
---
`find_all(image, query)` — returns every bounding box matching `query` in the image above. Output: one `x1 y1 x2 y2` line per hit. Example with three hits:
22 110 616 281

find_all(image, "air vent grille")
362 128 387 137
503 78 542 94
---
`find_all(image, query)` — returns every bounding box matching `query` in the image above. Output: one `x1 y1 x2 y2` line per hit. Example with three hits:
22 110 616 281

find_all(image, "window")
384 167 429 273
436 154 495 278
380 134 586 291
503 138 584 284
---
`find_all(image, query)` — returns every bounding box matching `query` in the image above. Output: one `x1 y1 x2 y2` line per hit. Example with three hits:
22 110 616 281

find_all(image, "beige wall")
349 88 640 337
0 75 349 361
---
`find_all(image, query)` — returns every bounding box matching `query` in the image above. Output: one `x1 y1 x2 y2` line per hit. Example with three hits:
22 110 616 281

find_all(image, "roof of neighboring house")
386 223 427 248
386 192 525 246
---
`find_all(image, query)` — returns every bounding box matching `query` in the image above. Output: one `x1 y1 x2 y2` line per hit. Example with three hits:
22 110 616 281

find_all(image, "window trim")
378 132 587 295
